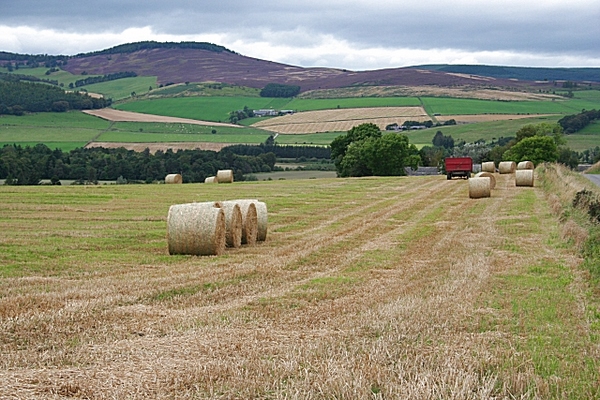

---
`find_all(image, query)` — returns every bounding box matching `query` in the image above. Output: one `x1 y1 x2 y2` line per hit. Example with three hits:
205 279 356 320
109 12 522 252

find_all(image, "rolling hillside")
4 41 591 92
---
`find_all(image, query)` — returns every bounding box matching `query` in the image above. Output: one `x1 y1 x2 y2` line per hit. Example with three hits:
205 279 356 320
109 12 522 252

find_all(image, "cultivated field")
0 171 598 398
298 85 563 101
251 107 429 134
83 109 240 128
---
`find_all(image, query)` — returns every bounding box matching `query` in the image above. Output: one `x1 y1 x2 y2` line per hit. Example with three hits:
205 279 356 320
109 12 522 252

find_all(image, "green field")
405 115 563 146
2 86 600 153
82 76 158 100
422 96 600 115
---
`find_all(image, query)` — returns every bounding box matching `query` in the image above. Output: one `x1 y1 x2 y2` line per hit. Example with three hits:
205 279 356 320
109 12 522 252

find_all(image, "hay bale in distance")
167 203 226 256
498 161 516 174
204 176 217 183
469 177 491 199
481 162 496 173
165 173 183 184
249 199 268 241
224 200 257 245
474 172 496 190
517 161 534 170
515 169 535 187
216 169 234 183
216 202 243 248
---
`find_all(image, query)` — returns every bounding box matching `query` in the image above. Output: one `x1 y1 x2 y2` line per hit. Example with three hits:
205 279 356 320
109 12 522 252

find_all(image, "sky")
1 0 599 71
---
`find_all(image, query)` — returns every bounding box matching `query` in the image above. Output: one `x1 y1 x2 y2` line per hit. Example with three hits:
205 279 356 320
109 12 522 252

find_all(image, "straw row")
167 199 268 256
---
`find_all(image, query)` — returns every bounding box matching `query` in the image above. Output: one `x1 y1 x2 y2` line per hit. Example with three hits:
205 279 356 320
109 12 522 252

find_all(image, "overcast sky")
1 0 599 71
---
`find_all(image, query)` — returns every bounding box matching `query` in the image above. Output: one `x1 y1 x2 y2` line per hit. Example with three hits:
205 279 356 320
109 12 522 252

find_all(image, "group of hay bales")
167 199 267 256
205 169 234 184
469 160 534 199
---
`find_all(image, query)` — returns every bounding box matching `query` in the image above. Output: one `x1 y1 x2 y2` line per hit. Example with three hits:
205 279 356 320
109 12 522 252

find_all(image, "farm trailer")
445 157 473 180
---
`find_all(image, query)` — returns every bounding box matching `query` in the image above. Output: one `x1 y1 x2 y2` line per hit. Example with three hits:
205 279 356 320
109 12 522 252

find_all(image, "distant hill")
2 41 600 92
417 64 600 83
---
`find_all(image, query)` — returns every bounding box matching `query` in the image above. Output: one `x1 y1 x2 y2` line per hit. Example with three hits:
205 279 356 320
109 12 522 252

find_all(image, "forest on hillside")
0 80 110 115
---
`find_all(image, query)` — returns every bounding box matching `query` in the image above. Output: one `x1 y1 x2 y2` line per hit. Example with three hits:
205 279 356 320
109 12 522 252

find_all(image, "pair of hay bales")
507 160 535 187
167 199 268 256
469 170 497 198
205 169 234 184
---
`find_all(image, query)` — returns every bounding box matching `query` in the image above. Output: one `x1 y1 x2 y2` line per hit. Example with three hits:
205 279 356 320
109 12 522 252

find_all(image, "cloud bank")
1 0 599 70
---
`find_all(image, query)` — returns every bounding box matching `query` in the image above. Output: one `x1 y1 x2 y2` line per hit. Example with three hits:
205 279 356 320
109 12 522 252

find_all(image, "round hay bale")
216 202 243 248
474 172 496 190
204 176 217 183
498 161 516 174
469 177 491 199
167 203 226 256
216 169 234 184
481 161 496 173
249 199 268 241
517 161 534 170
225 200 257 245
515 169 535 187
165 173 182 184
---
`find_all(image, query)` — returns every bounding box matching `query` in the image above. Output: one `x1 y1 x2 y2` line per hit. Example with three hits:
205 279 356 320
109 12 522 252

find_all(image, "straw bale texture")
216 169 234 183
498 161 516 174
469 177 491 199
164 174 182 184
481 162 496 173
167 203 226 256
474 172 496 190
204 176 217 183
216 202 243 248
249 199 268 241
515 169 535 187
517 161 534 170
225 200 258 245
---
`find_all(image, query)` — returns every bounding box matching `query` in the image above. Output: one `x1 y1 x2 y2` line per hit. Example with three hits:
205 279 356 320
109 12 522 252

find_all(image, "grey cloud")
1 1 599 66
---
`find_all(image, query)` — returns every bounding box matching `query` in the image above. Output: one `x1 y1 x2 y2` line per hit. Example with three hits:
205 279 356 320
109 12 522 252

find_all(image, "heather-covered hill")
59 44 538 92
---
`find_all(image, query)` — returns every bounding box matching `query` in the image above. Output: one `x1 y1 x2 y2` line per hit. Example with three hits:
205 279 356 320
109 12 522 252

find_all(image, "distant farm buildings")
253 109 295 117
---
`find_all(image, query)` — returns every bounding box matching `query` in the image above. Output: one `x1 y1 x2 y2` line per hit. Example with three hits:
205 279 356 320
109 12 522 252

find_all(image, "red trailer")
444 157 473 180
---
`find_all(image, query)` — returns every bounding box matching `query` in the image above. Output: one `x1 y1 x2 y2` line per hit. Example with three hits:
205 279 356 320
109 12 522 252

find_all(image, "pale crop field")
0 173 598 398
251 106 429 134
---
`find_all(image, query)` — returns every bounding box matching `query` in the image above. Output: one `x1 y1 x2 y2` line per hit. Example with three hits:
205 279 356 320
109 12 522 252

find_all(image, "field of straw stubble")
0 173 597 399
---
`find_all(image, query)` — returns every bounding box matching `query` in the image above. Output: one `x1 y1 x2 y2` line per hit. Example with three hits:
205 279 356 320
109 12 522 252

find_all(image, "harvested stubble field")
251 107 429 134
0 174 598 398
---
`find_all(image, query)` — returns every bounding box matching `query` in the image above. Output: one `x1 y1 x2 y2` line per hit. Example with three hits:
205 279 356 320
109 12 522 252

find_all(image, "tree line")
0 141 333 185
558 109 600 134
260 83 301 98
0 80 110 115
78 41 235 57
224 141 331 159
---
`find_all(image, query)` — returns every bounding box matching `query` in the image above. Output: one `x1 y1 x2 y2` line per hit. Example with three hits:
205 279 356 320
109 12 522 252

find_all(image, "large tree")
331 123 420 177
502 136 558 166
